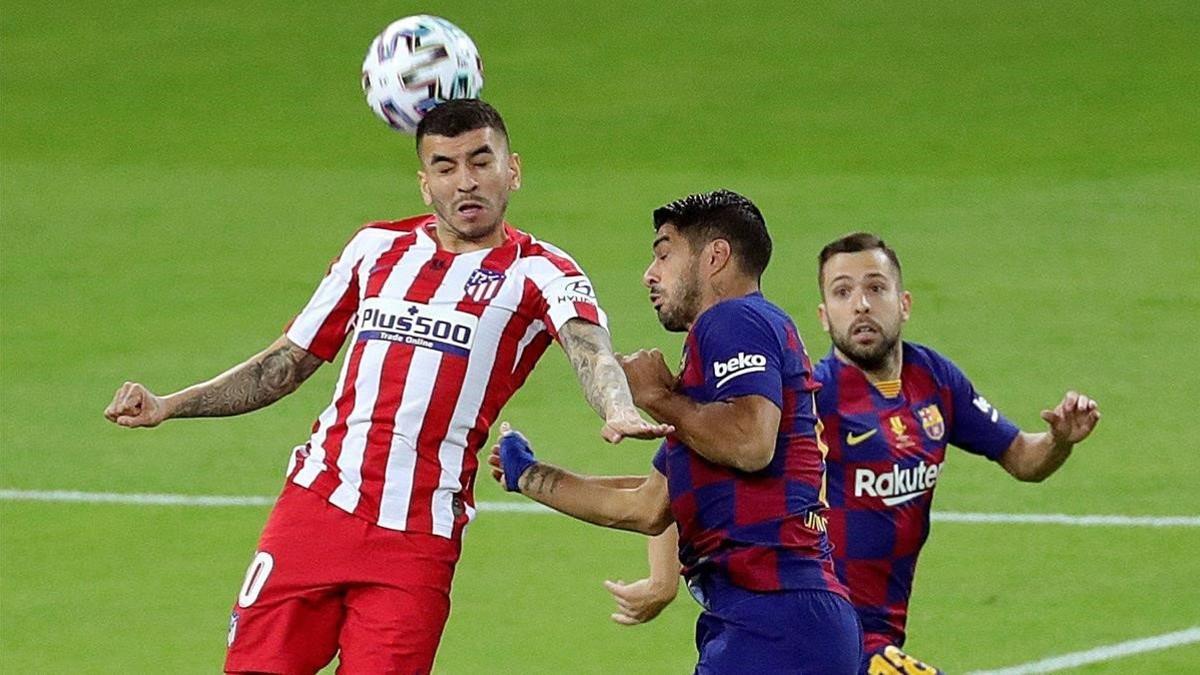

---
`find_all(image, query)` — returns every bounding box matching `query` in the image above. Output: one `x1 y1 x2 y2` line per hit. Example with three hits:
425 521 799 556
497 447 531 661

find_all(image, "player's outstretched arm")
103 335 323 428
620 349 780 472
487 423 672 534
1000 390 1101 482
558 319 674 444
605 524 681 626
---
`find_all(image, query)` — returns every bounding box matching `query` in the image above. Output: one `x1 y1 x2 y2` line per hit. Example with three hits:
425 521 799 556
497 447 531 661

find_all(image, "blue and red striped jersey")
816 342 1020 650
653 292 846 595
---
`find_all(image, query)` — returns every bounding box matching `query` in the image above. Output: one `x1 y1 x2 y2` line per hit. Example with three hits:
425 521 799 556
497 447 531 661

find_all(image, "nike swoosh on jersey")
846 429 878 446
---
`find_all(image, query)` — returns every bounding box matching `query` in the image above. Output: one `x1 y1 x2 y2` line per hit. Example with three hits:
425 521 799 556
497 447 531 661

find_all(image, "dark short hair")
415 99 509 154
652 189 772 279
817 232 903 290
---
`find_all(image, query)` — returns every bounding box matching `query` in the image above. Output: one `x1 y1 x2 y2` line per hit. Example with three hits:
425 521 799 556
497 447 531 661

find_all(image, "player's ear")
706 239 732 276
508 153 522 191
418 170 433 206
818 303 831 333
900 290 912 322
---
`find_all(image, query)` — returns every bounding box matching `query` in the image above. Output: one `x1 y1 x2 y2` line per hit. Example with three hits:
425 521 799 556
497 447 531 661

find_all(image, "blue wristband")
499 431 538 492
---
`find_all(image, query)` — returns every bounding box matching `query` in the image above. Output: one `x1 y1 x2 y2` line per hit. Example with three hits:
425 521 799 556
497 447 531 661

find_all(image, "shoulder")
903 341 967 387
517 230 587 276
812 352 839 386
360 214 433 233
694 295 788 345
903 341 939 367
342 215 430 251
699 294 780 326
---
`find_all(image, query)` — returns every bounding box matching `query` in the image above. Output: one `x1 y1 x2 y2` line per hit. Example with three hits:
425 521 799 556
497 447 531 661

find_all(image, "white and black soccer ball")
362 15 484 135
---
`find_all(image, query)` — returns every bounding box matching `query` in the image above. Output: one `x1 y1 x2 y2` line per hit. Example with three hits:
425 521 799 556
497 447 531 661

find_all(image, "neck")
688 277 760 329
431 218 506 253
834 344 903 382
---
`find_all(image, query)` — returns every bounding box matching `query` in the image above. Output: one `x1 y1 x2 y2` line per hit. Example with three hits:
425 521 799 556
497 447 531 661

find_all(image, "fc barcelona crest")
463 268 505 302
918 404 945 441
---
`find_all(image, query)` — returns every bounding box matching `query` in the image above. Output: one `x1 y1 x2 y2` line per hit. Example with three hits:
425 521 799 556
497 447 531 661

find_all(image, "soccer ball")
361 15 484 135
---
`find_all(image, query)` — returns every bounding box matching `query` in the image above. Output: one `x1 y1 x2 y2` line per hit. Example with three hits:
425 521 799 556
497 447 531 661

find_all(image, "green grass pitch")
2 1 1198 672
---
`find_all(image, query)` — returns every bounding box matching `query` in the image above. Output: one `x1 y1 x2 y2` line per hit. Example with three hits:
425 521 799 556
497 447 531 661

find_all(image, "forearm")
590 475 649 489
560 319 637 419
519 464 661 534
648 524 681 587
165 336 321 419
1001 431 1073 482
587 353 639 420
640 392 770 471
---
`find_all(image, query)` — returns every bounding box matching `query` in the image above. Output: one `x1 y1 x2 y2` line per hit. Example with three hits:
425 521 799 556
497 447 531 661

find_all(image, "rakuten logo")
853 461 943 506
712 352 767 387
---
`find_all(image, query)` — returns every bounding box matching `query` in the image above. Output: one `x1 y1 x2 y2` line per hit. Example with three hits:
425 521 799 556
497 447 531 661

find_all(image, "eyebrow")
429 145 495 165
652 234 670 249
829 272 891 285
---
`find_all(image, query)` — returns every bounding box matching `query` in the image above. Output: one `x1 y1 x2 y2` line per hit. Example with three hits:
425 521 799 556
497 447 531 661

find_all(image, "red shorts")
224 483 460 674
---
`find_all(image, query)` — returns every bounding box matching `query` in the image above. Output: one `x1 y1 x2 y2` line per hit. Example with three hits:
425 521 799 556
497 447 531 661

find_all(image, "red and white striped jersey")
284 215 607 540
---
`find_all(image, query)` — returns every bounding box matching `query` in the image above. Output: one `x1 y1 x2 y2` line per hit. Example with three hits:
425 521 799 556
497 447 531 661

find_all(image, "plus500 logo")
358 298 478 356
361 308 472 346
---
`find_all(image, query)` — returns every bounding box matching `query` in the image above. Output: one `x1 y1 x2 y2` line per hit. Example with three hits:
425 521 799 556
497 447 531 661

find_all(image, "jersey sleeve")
285 231 367 362
525 251 609 337
940 356 1021 460
652 441 669 475
695 301 784 408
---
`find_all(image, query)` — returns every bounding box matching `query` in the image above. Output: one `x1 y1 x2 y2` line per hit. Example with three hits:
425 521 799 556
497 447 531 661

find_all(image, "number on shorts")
237 551 274 608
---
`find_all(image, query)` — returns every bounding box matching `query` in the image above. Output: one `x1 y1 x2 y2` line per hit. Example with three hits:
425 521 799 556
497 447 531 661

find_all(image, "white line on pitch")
932 511 1200 527
0 489 555 511
967 626 1200 674
2 489 1199 526
0 489 274 507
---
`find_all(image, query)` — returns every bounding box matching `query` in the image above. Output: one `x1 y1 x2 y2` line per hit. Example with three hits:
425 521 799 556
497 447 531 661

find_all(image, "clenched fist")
104 381 170 428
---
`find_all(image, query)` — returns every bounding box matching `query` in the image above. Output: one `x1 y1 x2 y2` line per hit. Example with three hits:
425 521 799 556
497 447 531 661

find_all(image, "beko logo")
712 352 767 387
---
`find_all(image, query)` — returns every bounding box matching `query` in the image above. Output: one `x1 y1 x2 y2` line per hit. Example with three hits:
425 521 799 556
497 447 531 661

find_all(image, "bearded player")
605 232 1100 675
491 191 861 673
104 99 669 674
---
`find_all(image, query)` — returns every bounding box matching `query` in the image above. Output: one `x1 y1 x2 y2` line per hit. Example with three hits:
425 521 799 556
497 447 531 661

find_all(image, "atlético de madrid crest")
463 268 505 302
918 404 945 441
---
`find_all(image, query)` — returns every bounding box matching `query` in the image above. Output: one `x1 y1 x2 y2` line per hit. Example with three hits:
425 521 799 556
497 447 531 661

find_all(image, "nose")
642 261 657 289
853 290 871 313
456 169 479 193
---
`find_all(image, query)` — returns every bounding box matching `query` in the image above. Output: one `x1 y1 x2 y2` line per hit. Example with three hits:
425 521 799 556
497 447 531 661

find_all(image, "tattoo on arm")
559 319 635 418
172 341 322 418
520 463 565 496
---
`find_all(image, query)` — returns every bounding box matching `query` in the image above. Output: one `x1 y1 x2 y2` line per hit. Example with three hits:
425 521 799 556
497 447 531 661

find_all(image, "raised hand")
104 381 170 428
601 407 674 444
1040 390 1101 446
